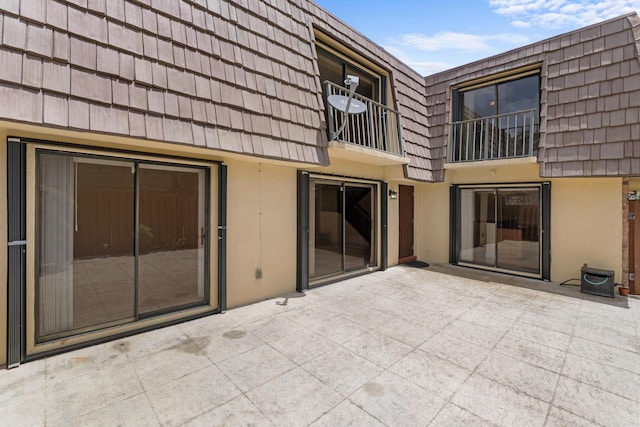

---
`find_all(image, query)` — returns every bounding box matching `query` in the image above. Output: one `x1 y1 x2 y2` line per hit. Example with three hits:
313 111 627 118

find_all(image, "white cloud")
488 0 640 28
399 32 491 51
382 46 453 75
383 29 531 75
397 31 530 52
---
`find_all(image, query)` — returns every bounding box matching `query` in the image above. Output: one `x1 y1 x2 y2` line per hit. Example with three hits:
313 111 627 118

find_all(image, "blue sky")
313 0 640 76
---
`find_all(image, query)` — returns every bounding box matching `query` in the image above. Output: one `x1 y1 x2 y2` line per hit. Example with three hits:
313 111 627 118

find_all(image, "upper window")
457 74 539 122
450 71 540 162
313 33 404 156
315 40 385 104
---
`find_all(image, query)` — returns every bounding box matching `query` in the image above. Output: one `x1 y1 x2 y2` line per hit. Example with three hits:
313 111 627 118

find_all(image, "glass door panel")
344 185 373 271
310 182 343 279
459 189 495 266
137 165 206 315
496 188 540 273
309 179 377 283
37 154 135 339
457 185 541 276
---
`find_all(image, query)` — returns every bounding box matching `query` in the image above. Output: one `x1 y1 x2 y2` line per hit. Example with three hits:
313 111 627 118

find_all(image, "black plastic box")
580 266 615 298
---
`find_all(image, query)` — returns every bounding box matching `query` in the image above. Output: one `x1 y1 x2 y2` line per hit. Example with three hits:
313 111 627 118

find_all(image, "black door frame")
7 139 26 368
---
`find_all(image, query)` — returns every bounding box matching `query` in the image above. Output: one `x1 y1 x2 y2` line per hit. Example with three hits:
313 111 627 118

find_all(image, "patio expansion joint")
539 297 586 427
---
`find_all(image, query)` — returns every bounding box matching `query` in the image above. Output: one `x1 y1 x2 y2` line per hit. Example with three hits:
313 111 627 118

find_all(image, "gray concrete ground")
2 265 640 426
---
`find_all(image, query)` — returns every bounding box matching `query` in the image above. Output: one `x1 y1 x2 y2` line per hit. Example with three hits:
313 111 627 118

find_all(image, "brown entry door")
398 185 415 262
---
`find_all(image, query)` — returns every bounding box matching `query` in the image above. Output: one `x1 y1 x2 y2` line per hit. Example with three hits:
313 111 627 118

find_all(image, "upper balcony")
448 109 538 163
324 80 404 158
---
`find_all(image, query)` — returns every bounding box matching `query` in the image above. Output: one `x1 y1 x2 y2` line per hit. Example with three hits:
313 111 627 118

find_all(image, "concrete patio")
2 265 640 426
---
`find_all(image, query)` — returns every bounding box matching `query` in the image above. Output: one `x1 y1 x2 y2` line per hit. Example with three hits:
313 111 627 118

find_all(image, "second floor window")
316 42 384 104
450 72 540 162
313 35 403 156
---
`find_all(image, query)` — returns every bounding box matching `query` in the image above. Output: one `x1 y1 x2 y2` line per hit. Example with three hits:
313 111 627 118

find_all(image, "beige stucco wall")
414 160 624 283
225 160 298 308
415 183 450 264
551 178 623 282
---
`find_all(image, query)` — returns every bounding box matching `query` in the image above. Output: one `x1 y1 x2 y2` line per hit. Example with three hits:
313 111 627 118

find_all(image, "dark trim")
7 140 26 368
296 171 309 292
542 181 551 281
218 163 227 312
381 182 388 270
134 162 140 319
451 88 460 124
304 170 386 185
454 181 546 187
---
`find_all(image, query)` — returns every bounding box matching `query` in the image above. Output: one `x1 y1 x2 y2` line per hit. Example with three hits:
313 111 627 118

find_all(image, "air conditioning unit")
580 265 615 298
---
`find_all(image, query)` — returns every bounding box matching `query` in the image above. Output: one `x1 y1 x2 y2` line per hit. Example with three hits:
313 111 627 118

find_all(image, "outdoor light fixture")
389 190 398 199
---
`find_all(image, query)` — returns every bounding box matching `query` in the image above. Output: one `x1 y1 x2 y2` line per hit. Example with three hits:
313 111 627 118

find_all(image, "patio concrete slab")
2 264 640 426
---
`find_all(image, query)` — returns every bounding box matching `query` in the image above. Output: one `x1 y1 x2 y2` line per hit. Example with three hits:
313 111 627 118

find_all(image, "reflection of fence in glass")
449 109 538 162
324 81 404 156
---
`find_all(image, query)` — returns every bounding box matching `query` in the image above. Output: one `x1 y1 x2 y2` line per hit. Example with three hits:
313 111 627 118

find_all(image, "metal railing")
449 109 538 162
324 81 404 156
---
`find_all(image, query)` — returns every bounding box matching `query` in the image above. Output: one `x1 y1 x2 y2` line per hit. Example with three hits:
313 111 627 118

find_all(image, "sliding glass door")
309 178 376 283
454 184 549 278
36 151 209 342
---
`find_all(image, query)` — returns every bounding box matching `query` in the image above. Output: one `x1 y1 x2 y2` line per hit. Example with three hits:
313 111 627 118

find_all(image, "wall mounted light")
389 190 398 199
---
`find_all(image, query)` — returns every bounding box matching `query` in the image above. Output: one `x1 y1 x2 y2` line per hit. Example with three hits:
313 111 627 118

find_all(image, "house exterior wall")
415 163 623 284
425 13 640 180
420 13 638 288
550 177 623 281
225 160 297 309
0 0 433 180
2 1 638 365
0 0 430 365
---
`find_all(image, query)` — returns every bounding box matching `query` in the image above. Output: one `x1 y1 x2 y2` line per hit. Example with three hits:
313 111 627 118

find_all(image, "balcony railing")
324 81 404 156
449 109 538 162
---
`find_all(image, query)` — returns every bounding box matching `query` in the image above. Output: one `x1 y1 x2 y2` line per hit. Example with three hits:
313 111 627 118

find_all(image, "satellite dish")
327 94 367 114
